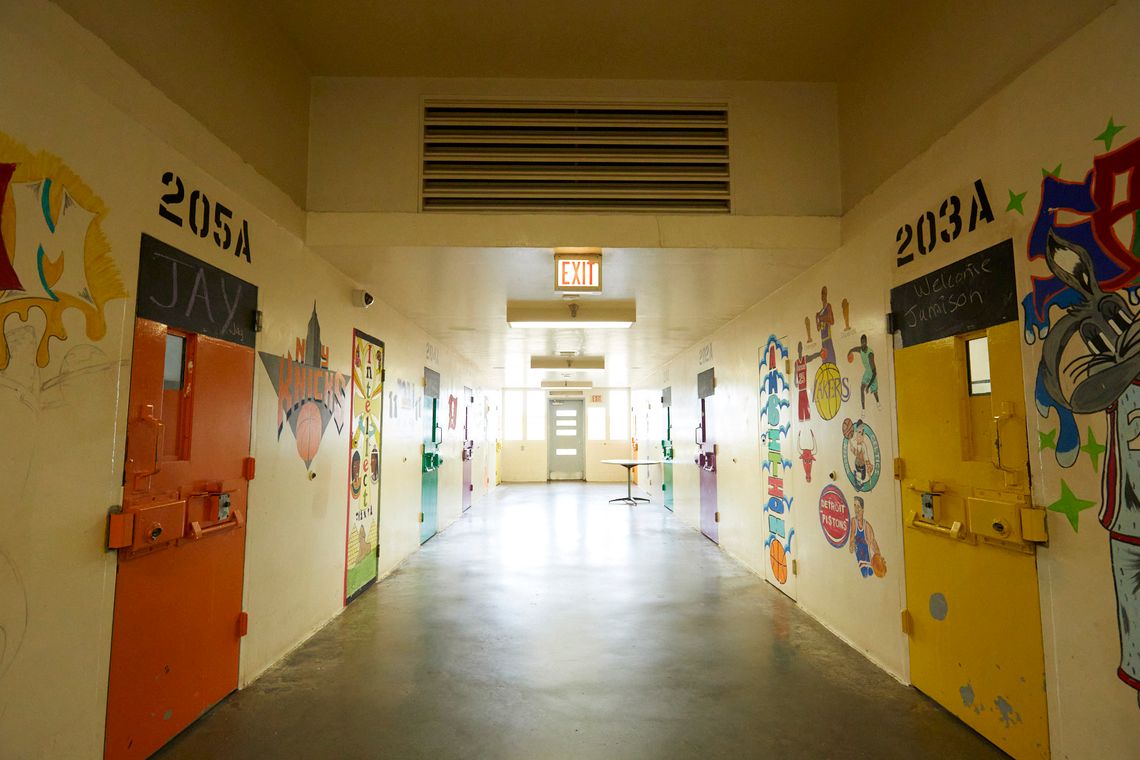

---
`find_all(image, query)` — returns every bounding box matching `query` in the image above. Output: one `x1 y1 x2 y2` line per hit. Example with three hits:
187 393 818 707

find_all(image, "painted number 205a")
159 171 252 263
896 179 994 267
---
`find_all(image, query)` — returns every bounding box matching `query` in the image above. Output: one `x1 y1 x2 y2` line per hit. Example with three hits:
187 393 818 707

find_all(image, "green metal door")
662 388 674 511
420 368 441 544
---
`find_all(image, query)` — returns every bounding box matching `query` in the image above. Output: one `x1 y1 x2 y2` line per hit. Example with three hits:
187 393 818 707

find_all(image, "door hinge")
243 457 257 480
901 609 914 637
107 508 133 550
469 484 474 492
381 369 386 382
893 458 905 480
238 611 249 637
714 511 720 523
886 312 898 334
419 512 425 523
1022 508 1049 543
791 559 798 577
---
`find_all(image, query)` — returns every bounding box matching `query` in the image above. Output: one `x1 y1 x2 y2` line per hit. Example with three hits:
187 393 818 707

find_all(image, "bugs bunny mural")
1038 229 1140 703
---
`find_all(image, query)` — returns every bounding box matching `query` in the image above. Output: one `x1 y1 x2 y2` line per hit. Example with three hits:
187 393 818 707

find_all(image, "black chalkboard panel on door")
890 239 1017 348
136 233 258 348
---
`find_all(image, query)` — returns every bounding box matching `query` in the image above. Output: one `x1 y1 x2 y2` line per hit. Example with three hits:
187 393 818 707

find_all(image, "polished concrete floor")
159 483 1003 760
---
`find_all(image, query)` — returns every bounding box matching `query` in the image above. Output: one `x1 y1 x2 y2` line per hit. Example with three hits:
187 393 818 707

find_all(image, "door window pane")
504 390 523 439
967 337 991 396
587 407 606 440
556 448 577 456
609 389 629 440
163 334 185 391
526 390 546 440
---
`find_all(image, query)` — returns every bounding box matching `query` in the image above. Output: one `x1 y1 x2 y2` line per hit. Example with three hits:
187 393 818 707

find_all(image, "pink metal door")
461 387 473 512
696 369 718 542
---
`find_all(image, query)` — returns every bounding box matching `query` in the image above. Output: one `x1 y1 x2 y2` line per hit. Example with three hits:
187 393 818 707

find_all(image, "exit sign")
554 252 602 292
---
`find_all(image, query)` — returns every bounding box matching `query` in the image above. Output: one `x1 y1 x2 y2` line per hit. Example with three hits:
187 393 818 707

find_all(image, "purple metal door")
461 387 474 512
697 369 718 542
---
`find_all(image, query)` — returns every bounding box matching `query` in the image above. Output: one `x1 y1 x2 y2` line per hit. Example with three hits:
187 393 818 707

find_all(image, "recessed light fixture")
530 355 605 370
507 300 634 329
541 380 594 389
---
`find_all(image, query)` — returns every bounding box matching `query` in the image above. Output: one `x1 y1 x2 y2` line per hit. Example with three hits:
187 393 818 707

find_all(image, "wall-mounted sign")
554 251 602 292
136 233 258 347
889 239 1017 347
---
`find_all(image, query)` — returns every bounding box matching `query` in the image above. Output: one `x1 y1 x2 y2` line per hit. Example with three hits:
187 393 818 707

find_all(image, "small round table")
601 459 663 504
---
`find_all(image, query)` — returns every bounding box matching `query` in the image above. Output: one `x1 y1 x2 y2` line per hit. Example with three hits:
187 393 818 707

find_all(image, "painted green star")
1081 426 1106 472
1047 479 1096 532
1038 428 1057 451
1095 117 1126 151
1006 189 1028 215
1042 163 1063 179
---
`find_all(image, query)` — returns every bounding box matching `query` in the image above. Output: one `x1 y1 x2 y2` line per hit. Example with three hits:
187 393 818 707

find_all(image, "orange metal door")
105 317 255 759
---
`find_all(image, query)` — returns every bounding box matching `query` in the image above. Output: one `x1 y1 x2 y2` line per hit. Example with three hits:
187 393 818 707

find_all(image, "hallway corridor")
159 484 1002 759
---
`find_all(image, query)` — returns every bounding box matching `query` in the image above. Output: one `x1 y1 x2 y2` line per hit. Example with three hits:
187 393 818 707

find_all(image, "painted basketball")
295 400 323 465
812 363 844 420
769 540 788 584
872 553 887 578
842 417 855 439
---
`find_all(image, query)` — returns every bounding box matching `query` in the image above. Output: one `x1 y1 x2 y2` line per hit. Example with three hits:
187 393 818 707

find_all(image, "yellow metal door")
895 320 1049 759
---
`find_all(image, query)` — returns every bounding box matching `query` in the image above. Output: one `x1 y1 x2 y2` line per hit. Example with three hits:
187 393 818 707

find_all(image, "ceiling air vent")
422 101 730 213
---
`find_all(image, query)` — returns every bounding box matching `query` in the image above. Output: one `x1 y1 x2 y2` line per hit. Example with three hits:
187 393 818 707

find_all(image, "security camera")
353 289 375 309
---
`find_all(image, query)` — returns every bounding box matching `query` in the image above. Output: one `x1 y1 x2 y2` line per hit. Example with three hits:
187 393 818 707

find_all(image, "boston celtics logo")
841 417 880 492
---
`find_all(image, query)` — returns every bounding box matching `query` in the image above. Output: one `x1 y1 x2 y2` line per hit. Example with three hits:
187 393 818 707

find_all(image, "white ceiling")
312 244 831 387
265 0 893 81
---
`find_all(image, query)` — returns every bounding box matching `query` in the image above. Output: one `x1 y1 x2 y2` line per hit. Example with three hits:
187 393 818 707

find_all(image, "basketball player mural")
846 335 879 409
802 286 850 421
259 304 349 470
1021 130 1140 703
849 496 886 578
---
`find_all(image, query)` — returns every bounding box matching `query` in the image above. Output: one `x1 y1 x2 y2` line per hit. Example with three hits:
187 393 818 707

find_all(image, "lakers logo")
812 362 849 420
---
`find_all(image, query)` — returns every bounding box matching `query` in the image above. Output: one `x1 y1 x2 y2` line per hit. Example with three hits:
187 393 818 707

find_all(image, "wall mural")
258 304 348 470
1020 121 1140 701
760 335 794 584
0 133 126 371
802 286 851 421
345 330 384 602
841 418 881 493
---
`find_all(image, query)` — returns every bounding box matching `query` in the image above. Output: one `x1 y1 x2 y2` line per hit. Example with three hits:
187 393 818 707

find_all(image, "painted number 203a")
896 179 994 267
159 171 252 263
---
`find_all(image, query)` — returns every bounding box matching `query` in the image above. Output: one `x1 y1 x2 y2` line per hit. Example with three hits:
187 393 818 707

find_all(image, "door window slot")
966 337 991 395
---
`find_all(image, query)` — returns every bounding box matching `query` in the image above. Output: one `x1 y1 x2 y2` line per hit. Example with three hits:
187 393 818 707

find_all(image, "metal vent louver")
422 101 730 213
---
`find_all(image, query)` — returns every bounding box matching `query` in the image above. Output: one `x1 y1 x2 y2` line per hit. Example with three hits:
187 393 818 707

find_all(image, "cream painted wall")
646 2 1140 757
52 0 313 207
0 4 493 756
836 0 1113 212
307 76 841 217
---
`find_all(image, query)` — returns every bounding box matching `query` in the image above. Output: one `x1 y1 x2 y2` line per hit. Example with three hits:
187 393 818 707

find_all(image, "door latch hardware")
107 509 134 550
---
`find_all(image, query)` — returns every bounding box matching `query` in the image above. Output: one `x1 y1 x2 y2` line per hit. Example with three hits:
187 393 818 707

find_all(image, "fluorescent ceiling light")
507 299 635 329
541 380 593 388
530 355 605 370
